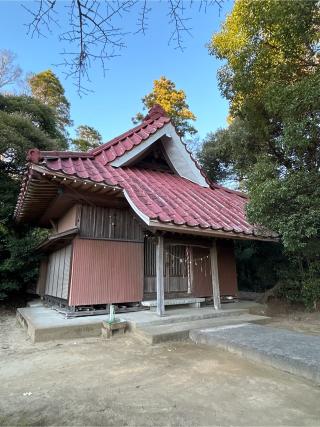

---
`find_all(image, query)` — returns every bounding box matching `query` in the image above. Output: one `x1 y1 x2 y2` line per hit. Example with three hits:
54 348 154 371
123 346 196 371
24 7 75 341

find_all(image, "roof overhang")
123 190 277 242
15 164 278 243
147 220 278 242
37 227 79 252
14 164 124 225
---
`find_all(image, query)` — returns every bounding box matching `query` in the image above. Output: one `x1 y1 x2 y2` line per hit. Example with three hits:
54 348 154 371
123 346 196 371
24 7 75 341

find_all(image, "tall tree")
0 94 67 300
0 49 22 91
28 69 72 134
197 117 253 185
201 0 320 308
135 76 197 138
73 125 103 151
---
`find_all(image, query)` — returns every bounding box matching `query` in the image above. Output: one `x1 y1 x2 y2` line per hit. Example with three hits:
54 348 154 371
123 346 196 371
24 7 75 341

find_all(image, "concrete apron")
16 302 261 343
16 308 105 343
190 323 320 386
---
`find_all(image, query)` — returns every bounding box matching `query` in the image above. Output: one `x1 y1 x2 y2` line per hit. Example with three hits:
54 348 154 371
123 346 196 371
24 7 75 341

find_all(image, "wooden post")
156 235 165 316
187 246 193 294
210 240 221 310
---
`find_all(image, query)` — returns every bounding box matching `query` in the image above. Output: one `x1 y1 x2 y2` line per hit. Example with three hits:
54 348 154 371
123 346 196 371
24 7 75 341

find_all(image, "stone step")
133 314 270 345
124 307 252 329
141 298 205 310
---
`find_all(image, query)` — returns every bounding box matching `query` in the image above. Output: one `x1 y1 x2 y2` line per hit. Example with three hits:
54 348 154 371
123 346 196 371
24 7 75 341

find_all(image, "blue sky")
0 1 232 142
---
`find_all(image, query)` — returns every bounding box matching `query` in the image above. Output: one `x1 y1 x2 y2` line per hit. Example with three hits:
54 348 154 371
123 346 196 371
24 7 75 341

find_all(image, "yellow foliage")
141 76 196 137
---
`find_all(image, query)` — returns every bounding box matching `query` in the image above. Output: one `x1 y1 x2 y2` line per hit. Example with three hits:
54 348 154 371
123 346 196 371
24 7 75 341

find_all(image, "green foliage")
28 69 73 134
0 94 67 176
235 240 288 293
209 0 319 114
0 94 67 300
198 117 256 184
301 272 320 311
247 165 320 253
134 76 197 138
73 124 103 151
201 0 320 308
275 260 320 311
276 277 303 306
0 226 46 300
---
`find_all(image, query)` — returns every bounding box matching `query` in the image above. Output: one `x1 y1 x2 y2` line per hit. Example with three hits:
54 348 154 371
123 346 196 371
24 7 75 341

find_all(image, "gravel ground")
1 309 320 427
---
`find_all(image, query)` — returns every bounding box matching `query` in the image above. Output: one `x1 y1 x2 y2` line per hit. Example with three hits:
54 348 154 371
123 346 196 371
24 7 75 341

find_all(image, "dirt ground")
249 300 320 336
267 312 320 336
1 309 320 427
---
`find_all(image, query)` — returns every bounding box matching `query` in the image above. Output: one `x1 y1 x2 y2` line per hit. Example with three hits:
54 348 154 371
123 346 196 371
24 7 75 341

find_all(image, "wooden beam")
210 240 221 310
156 235 165 316
49 219 58 232
149 221 278 242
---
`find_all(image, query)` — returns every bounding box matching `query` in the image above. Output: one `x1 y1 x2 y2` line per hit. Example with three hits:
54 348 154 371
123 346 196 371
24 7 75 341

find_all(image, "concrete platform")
17 307 109 343
190 324 320 385
134 314 270 344
16 301 260 343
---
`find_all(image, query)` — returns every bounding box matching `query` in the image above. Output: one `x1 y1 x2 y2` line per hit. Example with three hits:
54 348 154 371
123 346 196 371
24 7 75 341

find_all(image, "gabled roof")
90 105 171 165
15 105 277 240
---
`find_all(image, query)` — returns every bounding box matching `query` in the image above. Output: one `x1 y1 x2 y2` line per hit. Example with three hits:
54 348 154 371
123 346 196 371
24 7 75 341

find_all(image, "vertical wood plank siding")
144 237 156 293
69 239 144 306
36 259 48 296
164 243 188 292
144 238 238 298
45 245 72 300
217 240 238 296
191 247 212 297
144 238 189 293
80 205 144 241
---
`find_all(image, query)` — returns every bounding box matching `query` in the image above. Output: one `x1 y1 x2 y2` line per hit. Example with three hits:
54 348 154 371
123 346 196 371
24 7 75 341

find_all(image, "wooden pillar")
187 246 193 294
210 240 221 310
156 235 165 316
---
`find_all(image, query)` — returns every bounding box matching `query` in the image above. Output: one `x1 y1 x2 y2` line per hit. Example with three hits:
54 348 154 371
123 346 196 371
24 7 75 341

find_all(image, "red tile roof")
15 105 276 239
31 154 273 238
89 105 171 165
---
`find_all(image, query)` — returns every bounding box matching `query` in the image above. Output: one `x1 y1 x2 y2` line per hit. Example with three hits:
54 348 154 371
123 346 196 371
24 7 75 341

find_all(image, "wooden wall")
69 239 144 306
45 245 72 300
192 247 212 297
36 259 48 296
144 237 156 293
144 237 238 298
217 240 238 296
79 205 144 241
57 205 78 233
40 202 238 306
144 239 189 294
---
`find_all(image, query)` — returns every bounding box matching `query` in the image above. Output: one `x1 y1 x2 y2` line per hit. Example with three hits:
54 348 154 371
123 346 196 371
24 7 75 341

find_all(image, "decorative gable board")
110 122 208 187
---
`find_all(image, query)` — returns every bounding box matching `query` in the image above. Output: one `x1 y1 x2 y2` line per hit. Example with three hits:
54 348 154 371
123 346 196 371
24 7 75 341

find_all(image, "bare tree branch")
23 0 223 94
135 0 151 35
0 50 23 90
23 0 58 38
168 0 192 50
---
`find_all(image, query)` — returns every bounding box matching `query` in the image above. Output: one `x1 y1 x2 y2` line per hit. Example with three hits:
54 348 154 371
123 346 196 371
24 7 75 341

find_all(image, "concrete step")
189 324 320 385
27 299 44 308
142 297 205 310
134 314 270 345
125 307 252 329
